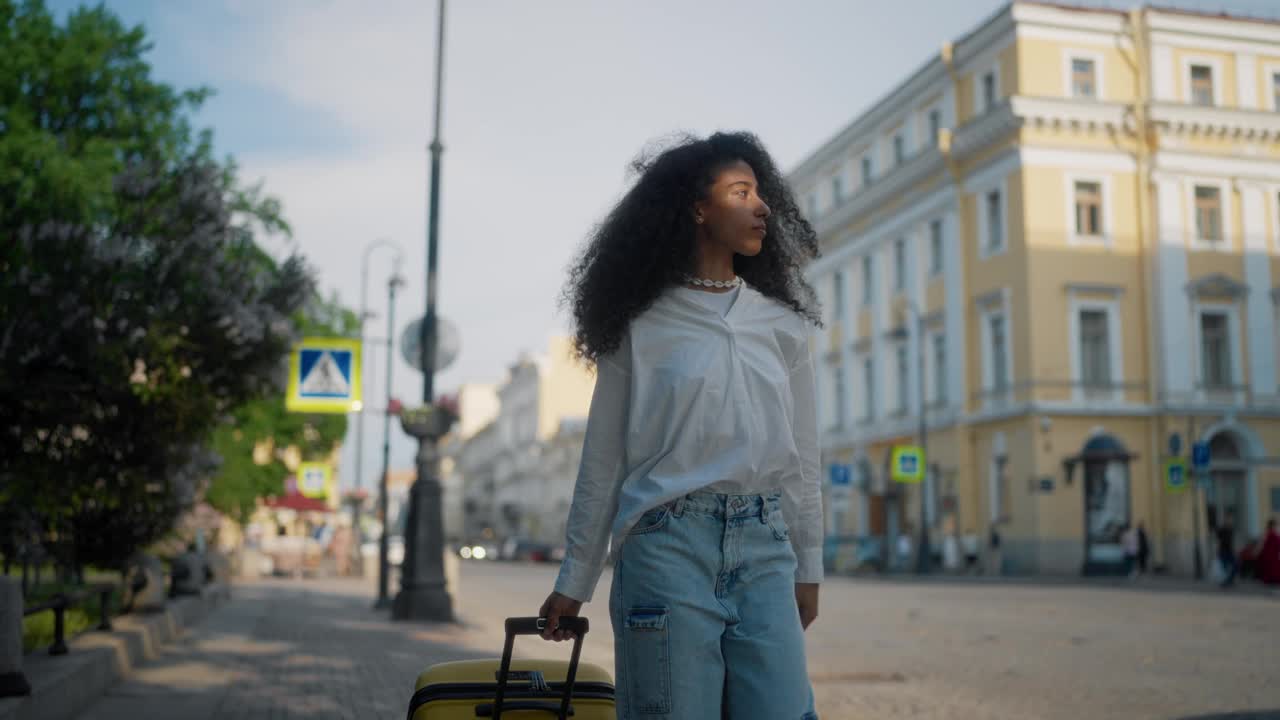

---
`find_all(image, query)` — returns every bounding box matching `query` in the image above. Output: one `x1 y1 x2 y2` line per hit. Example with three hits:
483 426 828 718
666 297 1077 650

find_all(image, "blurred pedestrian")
961 529 980 574
1122 523 1138 577
987 525 1003 576
1257 519 1280 586
537 132 823 718
1216 511 1237 588
1136 521 1150 576
897 528 914 570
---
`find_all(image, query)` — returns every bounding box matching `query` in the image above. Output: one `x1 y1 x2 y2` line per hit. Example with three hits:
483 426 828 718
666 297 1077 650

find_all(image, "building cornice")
1150 102 1280 141
814 148 946 239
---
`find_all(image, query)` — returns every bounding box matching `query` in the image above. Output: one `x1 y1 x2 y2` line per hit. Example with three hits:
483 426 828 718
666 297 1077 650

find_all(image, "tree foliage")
204 294 358 523
0 0 336 572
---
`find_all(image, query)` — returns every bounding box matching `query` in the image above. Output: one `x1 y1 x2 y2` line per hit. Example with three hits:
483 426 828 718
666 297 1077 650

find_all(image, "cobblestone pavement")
73 563 1280 720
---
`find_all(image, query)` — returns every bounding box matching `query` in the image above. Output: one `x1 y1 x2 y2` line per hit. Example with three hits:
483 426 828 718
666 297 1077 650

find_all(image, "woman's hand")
795 583 819 630
538 591 584 641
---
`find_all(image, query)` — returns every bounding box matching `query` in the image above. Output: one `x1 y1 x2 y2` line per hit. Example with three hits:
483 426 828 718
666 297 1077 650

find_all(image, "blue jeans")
608 489 818 719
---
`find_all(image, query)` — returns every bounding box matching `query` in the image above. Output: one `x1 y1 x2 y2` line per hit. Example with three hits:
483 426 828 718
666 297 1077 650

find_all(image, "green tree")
0 0 316 574
204 294 359 523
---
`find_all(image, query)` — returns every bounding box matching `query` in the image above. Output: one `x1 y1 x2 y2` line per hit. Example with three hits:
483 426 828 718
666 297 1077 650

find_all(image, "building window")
989 313 1009 392
1074 180 1103 237
831 175 844 204
895 344 910 414
833 272 846 320
1190 64 1214 107
929 219 944 276
862 255 873 303
893 237 906 291
1079 309 1112 389
806 193 818 219
1199 312 1231 390
1071 58 1097 99
928 109 941 146
830 364 847 430
893 135 905 166
1273 71 1280 111
861 156 873 186
1194 185 1222 244
862 357 875 421
985 190 1004 252
982 71 997 111
932 332 947 404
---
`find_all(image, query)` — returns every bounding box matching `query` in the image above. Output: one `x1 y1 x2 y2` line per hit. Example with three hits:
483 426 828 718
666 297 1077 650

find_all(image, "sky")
54 0 1280 489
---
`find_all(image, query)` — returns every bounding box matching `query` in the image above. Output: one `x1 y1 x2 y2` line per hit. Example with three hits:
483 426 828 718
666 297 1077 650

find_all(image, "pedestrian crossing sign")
286 337 362 414
1164 457 1189 493
296 462 333 499
891 445 925 483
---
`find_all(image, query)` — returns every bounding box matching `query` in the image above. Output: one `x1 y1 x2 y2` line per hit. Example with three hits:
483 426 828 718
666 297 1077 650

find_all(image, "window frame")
1067 296 1124 404
861 255 874 304
1186 179 1232 251
1065 173 1112 246
1191 302 1243 403
975 65 1001 115
978 292 1014 409
928 218 944 277
894 342 910 415
976 181 1008 260
893 237 907 292
1180 55 1224 107
1063 50 1104 101
832 270 846 320
930 329 947 406
860 355 876 423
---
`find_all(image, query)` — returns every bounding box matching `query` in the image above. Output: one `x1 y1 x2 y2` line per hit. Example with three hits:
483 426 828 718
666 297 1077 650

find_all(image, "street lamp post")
357 239 402 550
893 303 932 575
393 0 454 622
913 308 932 575
376 272 405 609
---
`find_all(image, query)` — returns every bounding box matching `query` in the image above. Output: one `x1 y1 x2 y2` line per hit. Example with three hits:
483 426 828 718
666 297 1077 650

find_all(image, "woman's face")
695 159 771 257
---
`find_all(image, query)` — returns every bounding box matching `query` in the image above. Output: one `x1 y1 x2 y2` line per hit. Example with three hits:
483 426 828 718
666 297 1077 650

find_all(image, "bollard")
97 588 113 631
49 597 68 656
0 577 30 697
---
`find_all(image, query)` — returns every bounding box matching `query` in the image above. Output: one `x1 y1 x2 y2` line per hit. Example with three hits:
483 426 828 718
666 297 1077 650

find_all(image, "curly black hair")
563 131 823 364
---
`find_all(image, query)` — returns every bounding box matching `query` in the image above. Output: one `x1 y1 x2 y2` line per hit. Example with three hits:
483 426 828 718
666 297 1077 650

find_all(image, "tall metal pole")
394 0 454 622
376 273 404 609
914 308 932 574
357 239 400 555
1188 415 1204 580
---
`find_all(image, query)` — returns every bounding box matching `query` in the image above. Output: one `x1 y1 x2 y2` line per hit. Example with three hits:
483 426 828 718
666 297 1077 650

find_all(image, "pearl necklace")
683 275 742 289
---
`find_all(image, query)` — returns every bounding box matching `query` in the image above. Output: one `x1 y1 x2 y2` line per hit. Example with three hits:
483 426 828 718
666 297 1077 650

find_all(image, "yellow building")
790 1 1280 576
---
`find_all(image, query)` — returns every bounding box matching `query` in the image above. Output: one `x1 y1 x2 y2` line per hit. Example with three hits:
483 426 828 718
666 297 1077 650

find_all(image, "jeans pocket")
767 508 791 541
628 503 671 536
622 607 671 714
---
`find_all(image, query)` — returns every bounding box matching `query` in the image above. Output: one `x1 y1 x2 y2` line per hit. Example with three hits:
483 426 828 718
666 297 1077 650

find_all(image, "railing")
22 583 115 656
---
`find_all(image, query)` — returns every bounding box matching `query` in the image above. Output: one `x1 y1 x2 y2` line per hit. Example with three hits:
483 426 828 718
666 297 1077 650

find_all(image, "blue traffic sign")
1164 458 1189 493
1191 441 1210 470
829 464 851 487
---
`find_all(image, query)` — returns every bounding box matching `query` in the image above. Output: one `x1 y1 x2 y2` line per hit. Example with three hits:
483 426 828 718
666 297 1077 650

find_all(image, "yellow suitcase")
406 617 615 719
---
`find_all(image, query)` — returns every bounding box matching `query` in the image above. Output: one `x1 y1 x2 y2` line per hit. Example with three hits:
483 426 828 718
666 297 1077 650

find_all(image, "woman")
537 131 824 719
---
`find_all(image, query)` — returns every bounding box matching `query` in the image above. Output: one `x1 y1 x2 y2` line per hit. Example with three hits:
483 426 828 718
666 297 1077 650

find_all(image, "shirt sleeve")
552 339 631 603
786 337 825 584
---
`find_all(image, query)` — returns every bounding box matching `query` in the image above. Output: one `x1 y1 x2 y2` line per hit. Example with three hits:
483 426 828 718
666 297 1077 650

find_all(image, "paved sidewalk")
71 567 1280 720
74 579 499 720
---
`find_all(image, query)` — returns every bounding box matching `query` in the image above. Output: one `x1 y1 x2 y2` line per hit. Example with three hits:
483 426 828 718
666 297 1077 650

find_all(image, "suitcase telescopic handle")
492 616 589 720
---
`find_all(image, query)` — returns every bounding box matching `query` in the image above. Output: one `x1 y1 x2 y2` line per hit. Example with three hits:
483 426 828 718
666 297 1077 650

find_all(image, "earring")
696 216 703 224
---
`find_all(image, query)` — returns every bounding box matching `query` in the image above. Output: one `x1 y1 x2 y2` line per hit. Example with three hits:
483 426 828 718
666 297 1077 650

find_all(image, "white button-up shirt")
553 282 823 603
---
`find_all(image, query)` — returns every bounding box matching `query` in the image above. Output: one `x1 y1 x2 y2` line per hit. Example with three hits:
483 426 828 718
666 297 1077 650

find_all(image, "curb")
0 583 231 720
